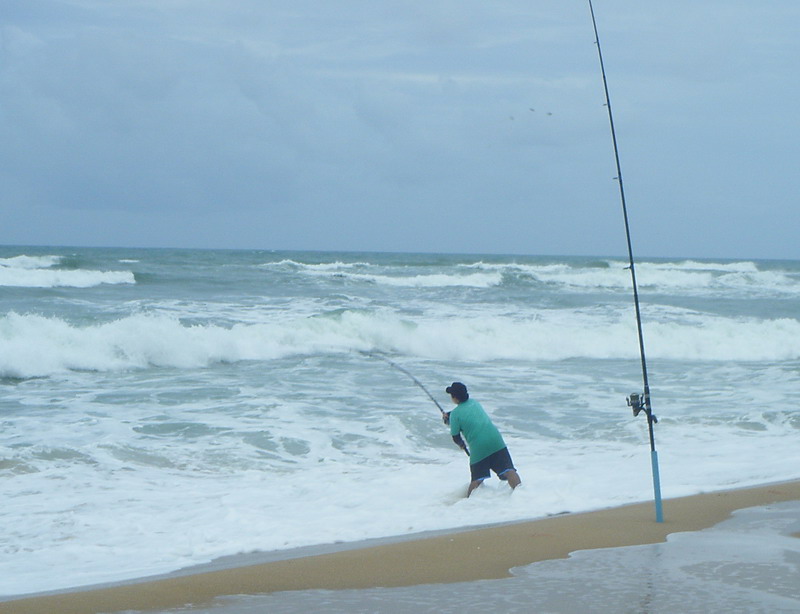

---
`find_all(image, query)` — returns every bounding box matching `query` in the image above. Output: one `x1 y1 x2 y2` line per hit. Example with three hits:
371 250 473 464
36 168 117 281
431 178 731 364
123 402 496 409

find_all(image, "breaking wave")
0 254 135 288
2 309 798 379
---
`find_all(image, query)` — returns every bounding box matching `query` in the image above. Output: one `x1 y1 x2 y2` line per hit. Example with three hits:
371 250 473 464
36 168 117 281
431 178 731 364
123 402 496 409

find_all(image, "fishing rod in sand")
361 351 470 457
589 0 664 523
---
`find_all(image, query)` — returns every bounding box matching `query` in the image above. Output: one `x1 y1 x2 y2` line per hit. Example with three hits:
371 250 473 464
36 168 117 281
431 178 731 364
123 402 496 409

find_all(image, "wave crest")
2 310 798 379
0 253 135 288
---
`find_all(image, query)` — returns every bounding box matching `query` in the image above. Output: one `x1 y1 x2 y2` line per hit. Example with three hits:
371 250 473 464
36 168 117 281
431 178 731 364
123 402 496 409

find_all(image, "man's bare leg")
466 479 483 497
506 470 521 490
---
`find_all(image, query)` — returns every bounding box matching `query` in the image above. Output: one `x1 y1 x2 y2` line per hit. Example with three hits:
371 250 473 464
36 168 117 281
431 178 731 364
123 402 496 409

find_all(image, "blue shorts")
470 447 516 482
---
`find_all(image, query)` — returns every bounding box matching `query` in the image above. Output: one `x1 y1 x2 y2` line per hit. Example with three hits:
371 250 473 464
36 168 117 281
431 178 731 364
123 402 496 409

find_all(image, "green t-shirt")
449 398 506 463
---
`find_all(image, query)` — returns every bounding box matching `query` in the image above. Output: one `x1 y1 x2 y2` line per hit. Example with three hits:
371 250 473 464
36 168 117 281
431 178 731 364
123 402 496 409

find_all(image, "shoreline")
3 479 800 614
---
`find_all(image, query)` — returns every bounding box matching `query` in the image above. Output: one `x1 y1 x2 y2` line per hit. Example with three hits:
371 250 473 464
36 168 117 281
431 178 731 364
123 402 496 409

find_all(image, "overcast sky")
1 1 797 259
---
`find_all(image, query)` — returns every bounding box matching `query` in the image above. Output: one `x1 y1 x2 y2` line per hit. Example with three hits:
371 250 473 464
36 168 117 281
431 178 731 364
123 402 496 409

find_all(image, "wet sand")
3 480 799 614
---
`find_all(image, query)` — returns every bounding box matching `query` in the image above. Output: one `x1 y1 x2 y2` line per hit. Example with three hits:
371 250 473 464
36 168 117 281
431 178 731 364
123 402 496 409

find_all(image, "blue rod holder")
651 449 664 523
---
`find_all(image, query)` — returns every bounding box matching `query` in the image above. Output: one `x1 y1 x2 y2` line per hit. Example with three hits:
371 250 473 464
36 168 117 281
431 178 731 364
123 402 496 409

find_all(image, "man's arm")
452 434 468 452
448 411 469 455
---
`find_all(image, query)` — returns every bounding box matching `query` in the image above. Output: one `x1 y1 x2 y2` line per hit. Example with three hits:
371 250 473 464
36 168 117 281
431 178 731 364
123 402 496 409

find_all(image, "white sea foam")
257 258 800 295
337 271 503 288
0 268 135 288
259 259 504 287
0 254 135 288
461 259 799 295
2 308 799 379
2 412 798 597
261 259 373 271
0 255 62 269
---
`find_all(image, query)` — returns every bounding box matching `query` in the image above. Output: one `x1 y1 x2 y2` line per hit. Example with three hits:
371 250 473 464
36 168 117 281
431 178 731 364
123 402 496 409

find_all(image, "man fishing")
444 382 521 497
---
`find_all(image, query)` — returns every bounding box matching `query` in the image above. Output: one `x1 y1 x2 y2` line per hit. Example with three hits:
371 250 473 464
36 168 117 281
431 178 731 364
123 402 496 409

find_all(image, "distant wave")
2 309 798 378
256 258 797 295
0 255 64 269
643 260 760 273
260 260 503 288
461 260 798 295
334 271 503 288
0 254 135 288
261 259 373 270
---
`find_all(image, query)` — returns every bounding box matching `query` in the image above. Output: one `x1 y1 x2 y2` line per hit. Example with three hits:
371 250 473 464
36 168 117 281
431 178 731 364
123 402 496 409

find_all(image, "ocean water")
1 246 799 596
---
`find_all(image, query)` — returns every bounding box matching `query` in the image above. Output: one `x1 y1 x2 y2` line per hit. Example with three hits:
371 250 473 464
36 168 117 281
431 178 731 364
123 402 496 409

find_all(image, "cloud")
0 1 798 257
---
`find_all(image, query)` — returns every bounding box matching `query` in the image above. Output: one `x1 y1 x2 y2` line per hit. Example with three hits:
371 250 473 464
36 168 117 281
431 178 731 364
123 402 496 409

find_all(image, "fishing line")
360 351 470 456
588 0 664 522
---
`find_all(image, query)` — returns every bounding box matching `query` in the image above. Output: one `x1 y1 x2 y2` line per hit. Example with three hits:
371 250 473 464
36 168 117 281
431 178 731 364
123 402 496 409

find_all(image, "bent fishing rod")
361 350 470 456
589 0 663 522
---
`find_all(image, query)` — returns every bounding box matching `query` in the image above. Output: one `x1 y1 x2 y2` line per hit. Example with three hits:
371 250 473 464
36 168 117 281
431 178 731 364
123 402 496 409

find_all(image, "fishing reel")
627 392 657 423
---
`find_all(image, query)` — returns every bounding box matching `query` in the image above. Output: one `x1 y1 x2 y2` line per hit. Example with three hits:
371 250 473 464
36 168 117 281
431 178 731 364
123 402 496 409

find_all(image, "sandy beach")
3 479 799 614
